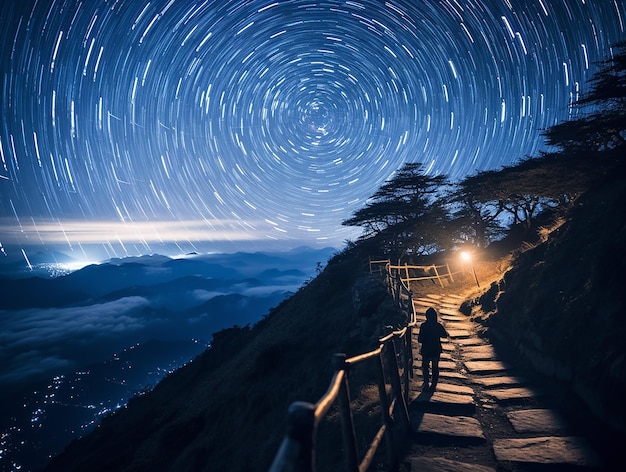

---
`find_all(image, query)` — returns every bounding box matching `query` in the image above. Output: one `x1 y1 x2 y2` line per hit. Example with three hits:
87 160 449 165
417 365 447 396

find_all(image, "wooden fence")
268 326 414 472
269 263 418 472
370 258 460 288
269 255 476 470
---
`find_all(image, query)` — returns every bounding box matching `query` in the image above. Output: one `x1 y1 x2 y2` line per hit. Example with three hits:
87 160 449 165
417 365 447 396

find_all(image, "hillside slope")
474 177 626 435
44 248 404 471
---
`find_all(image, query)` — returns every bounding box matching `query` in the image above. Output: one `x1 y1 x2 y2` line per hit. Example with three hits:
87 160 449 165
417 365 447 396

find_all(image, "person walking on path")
418 307 449 391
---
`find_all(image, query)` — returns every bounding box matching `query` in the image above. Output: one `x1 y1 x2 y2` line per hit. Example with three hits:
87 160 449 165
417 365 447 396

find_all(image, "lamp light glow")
460 250 480 288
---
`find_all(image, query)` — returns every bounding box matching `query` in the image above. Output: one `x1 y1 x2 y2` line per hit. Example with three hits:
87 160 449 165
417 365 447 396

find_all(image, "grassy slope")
44 247 405 472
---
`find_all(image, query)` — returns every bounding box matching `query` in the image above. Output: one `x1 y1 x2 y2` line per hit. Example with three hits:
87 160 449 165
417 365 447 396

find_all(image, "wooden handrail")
314 369 345 423
269 260 442 472
268 325 413 472
345 346 382 365
388 263 455 288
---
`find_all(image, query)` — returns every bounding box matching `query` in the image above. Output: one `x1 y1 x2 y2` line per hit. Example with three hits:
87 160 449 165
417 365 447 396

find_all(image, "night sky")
1 0 624 260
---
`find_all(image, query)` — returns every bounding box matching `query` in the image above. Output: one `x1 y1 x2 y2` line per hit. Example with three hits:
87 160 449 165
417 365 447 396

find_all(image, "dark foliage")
544 41 626 165
342 162 452 258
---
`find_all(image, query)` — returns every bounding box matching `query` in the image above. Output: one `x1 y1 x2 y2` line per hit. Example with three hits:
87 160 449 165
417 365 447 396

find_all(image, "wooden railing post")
374 347 397 470
432 264 444 287
268 402 316 472
394 272 401 304
333 354 359 472
384 335 411 436
446 262 454 282
403 325 413 401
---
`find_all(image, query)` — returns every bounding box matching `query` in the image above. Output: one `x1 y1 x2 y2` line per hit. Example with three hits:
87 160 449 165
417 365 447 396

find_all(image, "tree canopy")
342 162 451 258
543 41 626 167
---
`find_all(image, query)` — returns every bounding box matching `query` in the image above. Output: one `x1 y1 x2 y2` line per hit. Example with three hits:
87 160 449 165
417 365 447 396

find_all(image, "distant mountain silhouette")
257 268 306 280
0 248 332 309
98 275 245 301
0 275 89 309
186 291 291 334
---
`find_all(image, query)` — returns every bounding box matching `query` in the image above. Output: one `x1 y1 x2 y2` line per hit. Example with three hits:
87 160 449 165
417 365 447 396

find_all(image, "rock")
448 329 473 339
463 360 511 373
412 412 485 441
408 456 495 472
483 386 539 402
412 390 476 415
471 375 525 387
493 436 601 467
505 408 569 433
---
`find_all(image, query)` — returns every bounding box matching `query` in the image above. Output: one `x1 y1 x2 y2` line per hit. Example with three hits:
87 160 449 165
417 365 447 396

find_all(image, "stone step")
412 412 485 443
471 375 526 388
433 382 475 395
414 355 454 364
493 436 602 468
463 360 512 374
441 341 455 351
417 359 457 370
439 307 464 317
482 386 541 403
436 351 454 361
454 337 488 346
505 408 570 434
440 295 465 303
407 456 496 472
461 351 498 361
437 370 468 380
460 345 497 358
447 329 473 339
411 389 476 416
440 315 470 323
414 297 440 305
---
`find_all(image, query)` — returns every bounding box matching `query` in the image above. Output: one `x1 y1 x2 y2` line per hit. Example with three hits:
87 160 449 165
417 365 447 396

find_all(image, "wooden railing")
370 258 468 290
269 256 468 471
369 259 417 324
389 263 454 288
268 324 414 472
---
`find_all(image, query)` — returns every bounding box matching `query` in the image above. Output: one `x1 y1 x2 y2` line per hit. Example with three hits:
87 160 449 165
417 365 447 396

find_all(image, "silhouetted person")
418 307 449 391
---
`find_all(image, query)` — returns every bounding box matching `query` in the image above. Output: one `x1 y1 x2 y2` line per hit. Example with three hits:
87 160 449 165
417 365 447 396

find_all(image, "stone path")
404 293 605 471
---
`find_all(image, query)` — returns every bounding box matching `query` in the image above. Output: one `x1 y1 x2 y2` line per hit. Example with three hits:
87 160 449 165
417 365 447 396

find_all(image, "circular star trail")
0 0 624 256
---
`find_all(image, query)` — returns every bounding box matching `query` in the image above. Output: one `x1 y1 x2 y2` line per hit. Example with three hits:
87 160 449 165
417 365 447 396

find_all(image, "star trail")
0 0 624 259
